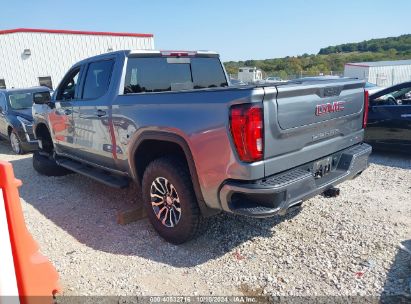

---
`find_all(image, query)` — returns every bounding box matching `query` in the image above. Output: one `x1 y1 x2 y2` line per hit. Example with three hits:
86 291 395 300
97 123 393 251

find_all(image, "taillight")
363 89 369 128
230 104 264 162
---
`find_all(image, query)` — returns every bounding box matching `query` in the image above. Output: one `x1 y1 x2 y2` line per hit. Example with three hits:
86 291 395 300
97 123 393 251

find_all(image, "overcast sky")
1 0 410 61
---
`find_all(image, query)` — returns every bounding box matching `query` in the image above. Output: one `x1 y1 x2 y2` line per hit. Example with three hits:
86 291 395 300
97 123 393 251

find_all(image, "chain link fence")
228 71 344 81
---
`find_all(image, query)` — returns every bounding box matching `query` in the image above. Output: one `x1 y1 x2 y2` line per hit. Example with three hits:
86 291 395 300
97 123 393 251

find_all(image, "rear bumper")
219 143 372 217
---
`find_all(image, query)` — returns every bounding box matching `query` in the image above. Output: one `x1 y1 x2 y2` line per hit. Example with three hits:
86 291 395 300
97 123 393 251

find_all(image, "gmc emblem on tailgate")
315 101 345 116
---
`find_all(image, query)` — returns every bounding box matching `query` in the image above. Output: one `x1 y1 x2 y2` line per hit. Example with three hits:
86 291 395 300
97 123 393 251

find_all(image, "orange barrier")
0 161 60 304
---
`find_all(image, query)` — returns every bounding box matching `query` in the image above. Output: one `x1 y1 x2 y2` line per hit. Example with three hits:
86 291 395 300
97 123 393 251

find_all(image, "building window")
39 76 53 90
0 79 6 89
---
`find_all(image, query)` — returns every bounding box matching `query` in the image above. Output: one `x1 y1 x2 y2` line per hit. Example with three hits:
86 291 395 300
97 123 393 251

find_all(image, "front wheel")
10 130 23 154
142 157 201 244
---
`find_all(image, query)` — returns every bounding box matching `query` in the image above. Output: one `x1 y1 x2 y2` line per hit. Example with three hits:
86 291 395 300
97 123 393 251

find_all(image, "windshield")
373 86 411 105
378 88 411 100
8 93 32 110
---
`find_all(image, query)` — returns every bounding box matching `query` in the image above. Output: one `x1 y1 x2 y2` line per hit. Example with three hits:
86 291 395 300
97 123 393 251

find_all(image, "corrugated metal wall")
344 65 369 81
0 32 154 89
368 65 411 87
344 64 411 86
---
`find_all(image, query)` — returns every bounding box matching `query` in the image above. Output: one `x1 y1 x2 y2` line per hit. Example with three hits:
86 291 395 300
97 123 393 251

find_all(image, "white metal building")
344 59 411 87
238 67 263 84
0 28 155 89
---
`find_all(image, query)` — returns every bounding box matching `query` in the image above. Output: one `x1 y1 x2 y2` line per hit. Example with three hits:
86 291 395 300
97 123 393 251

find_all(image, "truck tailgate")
263 79 365 177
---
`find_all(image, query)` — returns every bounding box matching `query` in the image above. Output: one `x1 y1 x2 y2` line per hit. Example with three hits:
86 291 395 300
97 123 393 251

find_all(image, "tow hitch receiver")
323 187 340 198
313 156 332 179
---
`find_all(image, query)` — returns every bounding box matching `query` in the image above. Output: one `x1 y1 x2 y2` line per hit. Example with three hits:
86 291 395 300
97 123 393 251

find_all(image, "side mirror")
33 91 51 105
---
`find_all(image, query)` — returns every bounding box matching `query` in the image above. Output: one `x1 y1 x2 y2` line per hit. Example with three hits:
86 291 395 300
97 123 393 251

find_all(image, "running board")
56 157 129 189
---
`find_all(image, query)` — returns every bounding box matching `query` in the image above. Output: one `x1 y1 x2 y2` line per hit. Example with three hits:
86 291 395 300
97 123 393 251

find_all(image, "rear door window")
124 57 227 94
57 68 81 101
82 60 114 100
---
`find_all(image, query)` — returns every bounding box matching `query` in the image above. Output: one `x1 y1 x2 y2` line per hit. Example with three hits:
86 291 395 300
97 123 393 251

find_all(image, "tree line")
319 34 411 54
224 34 411 80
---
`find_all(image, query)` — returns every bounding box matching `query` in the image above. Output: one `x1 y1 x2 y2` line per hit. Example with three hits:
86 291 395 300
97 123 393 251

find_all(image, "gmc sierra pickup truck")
32 50 371 244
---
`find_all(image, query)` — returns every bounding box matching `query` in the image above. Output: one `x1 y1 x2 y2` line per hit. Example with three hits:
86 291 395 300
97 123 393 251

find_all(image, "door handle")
95 109 107 117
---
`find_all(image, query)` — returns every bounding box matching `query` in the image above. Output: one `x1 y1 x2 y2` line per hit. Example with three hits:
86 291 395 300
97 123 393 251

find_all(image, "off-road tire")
33 151 71 176
142 156 201 244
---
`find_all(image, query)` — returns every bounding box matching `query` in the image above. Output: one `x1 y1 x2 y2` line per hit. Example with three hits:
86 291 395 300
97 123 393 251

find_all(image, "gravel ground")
0 140 410 298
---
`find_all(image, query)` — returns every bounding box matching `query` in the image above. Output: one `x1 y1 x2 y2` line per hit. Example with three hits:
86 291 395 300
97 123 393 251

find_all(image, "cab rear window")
124 57 228 94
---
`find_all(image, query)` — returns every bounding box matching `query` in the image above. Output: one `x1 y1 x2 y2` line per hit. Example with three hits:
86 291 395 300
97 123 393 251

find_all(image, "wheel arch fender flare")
128 130 218 217
33 120 51 139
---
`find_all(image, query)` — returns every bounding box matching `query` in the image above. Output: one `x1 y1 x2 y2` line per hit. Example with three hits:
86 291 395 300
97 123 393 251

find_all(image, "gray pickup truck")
32 50 371 244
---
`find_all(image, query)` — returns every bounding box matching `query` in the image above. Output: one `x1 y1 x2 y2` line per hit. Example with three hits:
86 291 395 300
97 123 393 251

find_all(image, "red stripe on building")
0 28 153 38
344 63 369 68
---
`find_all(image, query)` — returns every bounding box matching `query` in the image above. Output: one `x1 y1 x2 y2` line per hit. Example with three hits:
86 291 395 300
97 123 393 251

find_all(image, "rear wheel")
9 130 24 154
142 157 201 244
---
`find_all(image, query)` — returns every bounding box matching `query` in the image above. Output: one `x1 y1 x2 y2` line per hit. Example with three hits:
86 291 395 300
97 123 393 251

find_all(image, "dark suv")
0 87 49 154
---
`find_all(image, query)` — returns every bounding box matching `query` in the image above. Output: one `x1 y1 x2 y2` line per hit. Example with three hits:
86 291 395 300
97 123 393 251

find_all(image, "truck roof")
72 49 220 67
129 50 219 56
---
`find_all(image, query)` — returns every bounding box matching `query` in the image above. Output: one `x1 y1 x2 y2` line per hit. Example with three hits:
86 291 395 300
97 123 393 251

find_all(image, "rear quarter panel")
111 87 265 209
